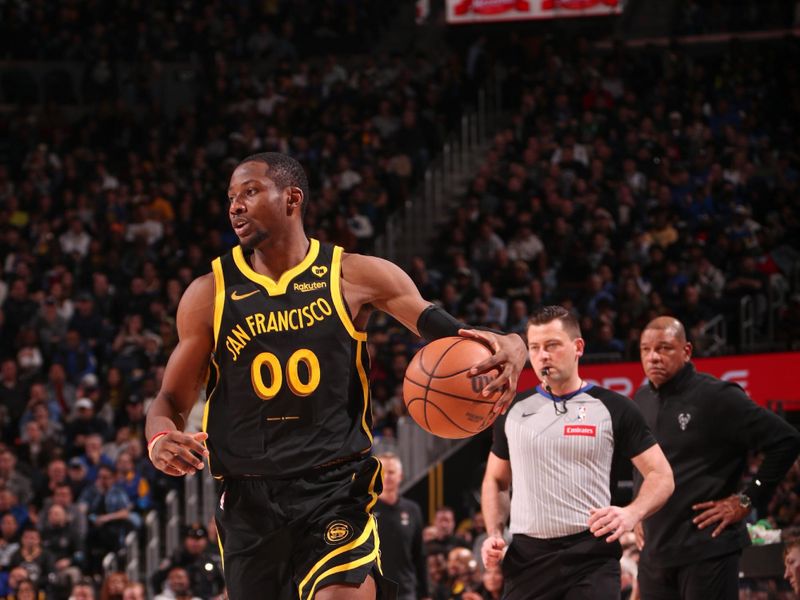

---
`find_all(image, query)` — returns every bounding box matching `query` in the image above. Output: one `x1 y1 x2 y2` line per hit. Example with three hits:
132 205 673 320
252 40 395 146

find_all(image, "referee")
480 306 674 599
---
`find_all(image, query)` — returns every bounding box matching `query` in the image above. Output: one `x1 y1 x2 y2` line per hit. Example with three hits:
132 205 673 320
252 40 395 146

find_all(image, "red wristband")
147 431 171 454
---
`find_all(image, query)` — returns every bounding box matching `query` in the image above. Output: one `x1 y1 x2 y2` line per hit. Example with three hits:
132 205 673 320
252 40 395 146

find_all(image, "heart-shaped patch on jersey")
312 266 328 277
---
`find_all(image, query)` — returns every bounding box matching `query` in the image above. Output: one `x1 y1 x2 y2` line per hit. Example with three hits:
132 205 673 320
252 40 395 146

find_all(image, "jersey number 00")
250 349 321 400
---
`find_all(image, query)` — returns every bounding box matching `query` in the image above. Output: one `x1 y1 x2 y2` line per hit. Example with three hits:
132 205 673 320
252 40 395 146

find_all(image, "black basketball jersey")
202 239 373 478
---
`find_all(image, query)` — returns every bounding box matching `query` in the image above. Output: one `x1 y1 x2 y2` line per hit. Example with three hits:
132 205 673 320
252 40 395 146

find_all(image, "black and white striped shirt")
491 384 655 539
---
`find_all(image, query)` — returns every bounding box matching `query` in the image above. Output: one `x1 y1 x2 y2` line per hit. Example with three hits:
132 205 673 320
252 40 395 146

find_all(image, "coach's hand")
692 494 749 538
460 329 526 415
481 533 507 568
588 505 640 543
149 431 209 477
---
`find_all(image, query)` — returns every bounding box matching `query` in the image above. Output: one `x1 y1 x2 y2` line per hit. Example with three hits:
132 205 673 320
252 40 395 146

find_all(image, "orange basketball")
402 336 501 439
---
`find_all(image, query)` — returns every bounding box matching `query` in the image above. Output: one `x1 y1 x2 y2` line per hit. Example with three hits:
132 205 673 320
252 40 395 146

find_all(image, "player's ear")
287 186 303 215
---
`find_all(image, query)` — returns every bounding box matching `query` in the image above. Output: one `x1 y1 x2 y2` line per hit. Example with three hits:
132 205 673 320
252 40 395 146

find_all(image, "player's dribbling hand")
481 533 507 568
150 431 209 477
588 505 639 543
459 329 526 415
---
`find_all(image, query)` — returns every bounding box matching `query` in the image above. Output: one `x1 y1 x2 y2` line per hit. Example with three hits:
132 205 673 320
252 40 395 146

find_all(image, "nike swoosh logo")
521 412 537 418
231 289 259 301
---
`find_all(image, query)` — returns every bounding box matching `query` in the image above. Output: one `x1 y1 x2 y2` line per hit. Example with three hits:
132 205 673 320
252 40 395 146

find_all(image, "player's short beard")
240 229 268 251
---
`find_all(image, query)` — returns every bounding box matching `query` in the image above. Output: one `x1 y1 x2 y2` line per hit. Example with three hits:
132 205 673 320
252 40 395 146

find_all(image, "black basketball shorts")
215 456 387 600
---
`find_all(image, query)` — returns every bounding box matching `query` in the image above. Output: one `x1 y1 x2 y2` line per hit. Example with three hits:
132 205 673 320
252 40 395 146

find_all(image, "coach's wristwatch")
737 493 752 510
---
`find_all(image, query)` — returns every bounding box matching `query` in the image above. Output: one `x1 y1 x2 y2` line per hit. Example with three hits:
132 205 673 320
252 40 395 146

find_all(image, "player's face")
639 328 691 388
227 161 286 250
785 547 800 594
526 320 583 385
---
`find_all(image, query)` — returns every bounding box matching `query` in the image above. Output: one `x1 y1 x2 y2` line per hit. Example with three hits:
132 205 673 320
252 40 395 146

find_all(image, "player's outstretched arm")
146 274 214 477
589 444 674 543
481 452 512 568
340 253 527 412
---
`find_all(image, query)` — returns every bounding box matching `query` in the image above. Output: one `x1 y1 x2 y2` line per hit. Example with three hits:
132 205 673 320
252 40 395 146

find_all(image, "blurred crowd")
674 0 800 36
1 1 800 597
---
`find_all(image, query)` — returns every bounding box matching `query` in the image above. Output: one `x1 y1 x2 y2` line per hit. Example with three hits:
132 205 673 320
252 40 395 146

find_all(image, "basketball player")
145 152 528 600
480 306 674 600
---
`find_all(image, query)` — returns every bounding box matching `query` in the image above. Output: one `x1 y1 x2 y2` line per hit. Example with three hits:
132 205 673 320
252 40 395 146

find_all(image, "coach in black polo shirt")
634 316 800 600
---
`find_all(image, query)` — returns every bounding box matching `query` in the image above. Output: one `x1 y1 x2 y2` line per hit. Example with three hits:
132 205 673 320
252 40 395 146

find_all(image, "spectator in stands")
0 450 33 507
121 582 146 600
52 329 97 386
470 565 503 600
99 571 129 600
425 506 470 557
8 526 55 592
151 525 224 600
0 513 21 569
67 403 112 456
40 503 84 596
113 451 151 525
17 421 60 475
0 566 32 599
44 363 76 418
65 460 90 503
784 536 800 596
0 359 27 433
153 566 202 600
437 546 480 600
76 430 113 478
69 578 97 600
41 482 86 542
79 464 132 574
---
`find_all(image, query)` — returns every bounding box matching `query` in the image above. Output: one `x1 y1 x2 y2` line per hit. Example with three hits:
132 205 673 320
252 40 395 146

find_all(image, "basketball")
402 336 501 439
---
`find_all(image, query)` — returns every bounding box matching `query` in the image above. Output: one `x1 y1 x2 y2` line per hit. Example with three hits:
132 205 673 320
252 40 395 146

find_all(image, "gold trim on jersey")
232 238 320 296
332 245 372 447
297 460 382 599
356 339 373 447
201 353 220 476
330 245 367 341
211 258 226 346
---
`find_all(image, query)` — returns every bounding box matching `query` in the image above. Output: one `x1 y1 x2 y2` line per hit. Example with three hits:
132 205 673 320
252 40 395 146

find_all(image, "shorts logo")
324 520 353 545
564 425 596 437
312 265 328 277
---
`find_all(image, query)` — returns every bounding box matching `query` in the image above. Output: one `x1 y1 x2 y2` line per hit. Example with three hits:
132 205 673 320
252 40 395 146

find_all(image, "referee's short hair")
527 305 581 339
